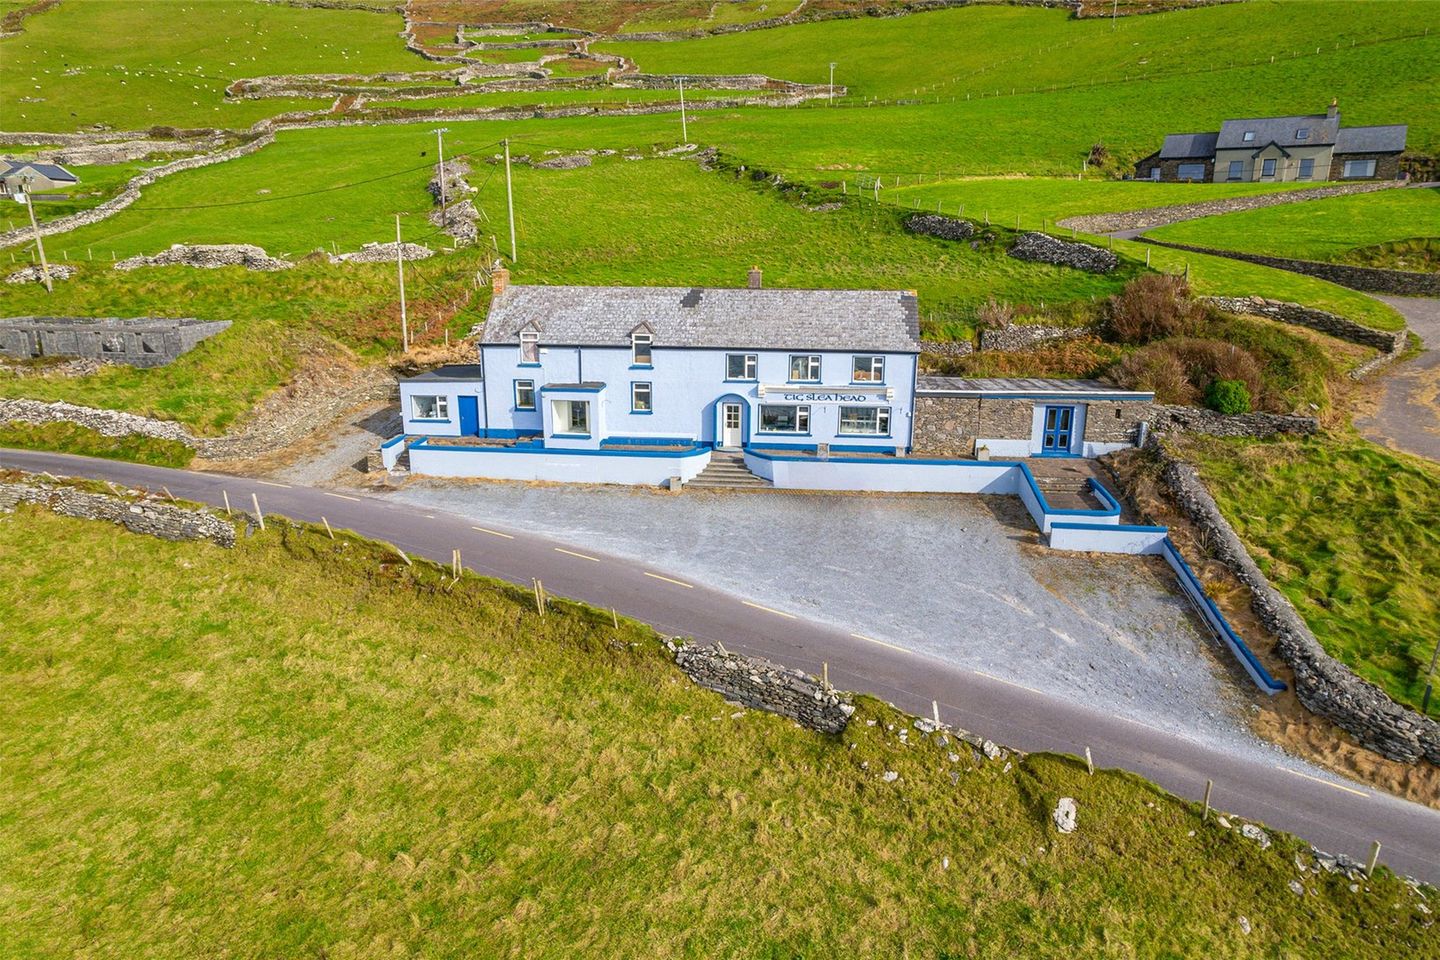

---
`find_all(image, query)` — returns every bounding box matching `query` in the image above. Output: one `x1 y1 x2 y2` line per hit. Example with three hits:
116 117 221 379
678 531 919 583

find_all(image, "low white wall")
746 453 1022 496
1048 523 1168 554
409 442 711 486
380 435 407 470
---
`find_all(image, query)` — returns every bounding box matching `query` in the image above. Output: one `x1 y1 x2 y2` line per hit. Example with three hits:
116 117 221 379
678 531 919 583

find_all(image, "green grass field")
0 0 437 132
1 505 1431 958
1147 186 1440 262
1179 433 1440 718
0 421 193 466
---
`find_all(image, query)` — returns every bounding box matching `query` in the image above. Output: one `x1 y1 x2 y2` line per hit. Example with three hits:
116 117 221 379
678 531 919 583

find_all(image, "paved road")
1356 295 1440 463
5 448 1439 883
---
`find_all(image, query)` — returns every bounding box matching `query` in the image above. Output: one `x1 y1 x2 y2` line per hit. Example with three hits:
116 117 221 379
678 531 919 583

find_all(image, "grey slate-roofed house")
1135 100 1407 183
0 159 80 198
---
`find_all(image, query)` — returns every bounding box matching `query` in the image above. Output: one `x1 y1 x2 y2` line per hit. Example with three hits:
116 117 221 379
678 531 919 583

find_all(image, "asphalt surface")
5 447 1439 883
1357 294 1440 463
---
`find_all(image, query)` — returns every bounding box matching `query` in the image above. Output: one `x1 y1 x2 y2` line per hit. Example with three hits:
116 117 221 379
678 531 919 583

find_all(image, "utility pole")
678 76 688 143
503 138 517 263
395 213 409 353
829 62 836 104
433 126 450 223
22 178 52 293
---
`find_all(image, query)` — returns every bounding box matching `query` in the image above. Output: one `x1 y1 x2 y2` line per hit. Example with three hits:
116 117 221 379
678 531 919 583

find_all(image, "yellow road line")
742 600 798 620
554 547 601 562
973 670 1046 697
644 571 695 589
850 632 911 653
1275 765 1370 799
471 525 514 539
255 479 291 488
321 491 361 502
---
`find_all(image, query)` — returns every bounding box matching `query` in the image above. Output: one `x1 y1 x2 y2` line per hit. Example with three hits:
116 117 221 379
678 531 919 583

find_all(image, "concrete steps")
687 452 771 490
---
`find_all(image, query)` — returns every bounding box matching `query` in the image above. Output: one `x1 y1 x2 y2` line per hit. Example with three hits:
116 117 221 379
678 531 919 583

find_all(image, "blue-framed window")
758 403 809 434
410 394 449 421
631 381 652 413
788 354 821 383
852 355 885 383
726 353 757 381
632 332 653 366
514 379 536 410
838 405 890 436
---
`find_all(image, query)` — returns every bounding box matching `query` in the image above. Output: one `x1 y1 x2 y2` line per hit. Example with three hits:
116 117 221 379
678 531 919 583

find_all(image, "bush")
1104 274 1204 344
975 297 1015 329
1109 338 1265 407
1205 378 1252 414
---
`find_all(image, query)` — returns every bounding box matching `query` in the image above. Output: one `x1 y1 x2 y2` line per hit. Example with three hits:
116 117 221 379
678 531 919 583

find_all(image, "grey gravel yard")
386 480 1261 748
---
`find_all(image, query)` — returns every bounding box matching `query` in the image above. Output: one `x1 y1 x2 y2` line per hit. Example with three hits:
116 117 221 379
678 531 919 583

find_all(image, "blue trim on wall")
380 434 408 449
413 438 706 459
539 384 605 394
410 418 452 424
1050 521 1167 533
602 436 695 447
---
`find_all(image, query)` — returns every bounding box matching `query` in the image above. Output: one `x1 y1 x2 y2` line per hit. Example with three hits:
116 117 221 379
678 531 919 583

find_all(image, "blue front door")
1041 405 1074 455
458 395 480 436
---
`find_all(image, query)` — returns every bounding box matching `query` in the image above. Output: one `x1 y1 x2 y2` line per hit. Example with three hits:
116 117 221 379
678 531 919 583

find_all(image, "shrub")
1205 378 1252 414
975 297 1015 329
1104 274 1203 344
1109 338 1265 407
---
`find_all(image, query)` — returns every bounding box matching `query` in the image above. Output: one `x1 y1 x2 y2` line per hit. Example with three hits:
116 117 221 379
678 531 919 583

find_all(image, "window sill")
722 378 758 384
515 407 537 412
754 431 812 438
630 409 654 415
629 364 654 370
838 433 892 439
849 381 886 386
517 362 542 368
784 381 822 386
552 433 592 440
410 418 452 424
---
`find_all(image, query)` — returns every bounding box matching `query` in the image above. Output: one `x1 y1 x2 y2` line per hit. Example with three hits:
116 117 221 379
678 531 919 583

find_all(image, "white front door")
721 403 743 448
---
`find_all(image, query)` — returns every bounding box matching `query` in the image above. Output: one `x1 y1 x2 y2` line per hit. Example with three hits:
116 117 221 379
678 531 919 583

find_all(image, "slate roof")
1216 114 1339 150
915 377 1154 399
1334 124 1408 154
403 363 485 382
1157 132 1218 159
482 285 922 352
0 159 78 182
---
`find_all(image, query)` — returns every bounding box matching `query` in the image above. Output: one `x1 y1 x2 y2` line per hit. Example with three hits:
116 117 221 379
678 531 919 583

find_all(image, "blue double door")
1040 405 1076 455
457 395 480 436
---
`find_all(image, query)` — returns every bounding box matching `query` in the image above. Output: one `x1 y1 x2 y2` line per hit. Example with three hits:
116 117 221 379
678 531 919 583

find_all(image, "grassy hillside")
1179 434 1440 718
0 0 436 132
1 505 1432 958
1147 186 1440 262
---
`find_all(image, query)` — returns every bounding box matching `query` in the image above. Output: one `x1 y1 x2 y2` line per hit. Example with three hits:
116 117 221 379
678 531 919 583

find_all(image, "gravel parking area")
387 481 1259 746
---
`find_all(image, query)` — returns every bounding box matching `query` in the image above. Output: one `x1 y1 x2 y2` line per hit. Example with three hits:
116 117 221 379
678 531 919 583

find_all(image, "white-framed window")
1261 158 1277 177
631 331 653 366
1298 157 1315 179
1227 160 1243 181
631 381 652 412
411 394 449 420
519 330 539 364
1149 167 1160 181
1242 131 1255 142
726 352 758 380
1177 162 1206 181
838 406 890 436
551 399 590 435
788 354 821 382
1342 158 1376 178
1296 127 1310 140
514 379 536 410
759 404 809 434
852 355 885 382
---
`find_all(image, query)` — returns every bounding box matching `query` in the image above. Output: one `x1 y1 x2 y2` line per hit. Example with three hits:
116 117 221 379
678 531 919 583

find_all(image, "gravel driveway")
386 481 1258 746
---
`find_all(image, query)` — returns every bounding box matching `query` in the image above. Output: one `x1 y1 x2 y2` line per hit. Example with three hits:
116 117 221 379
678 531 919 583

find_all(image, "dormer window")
1296 127 1310 140
631 331 653 366
1242 131 1255 142
519 330 539 364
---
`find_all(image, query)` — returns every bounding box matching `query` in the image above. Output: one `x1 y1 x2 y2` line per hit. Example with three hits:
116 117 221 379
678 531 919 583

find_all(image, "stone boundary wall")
0 477 236 547
1055 180 1401 235
0 134 275 249
1151 441 1440 765
672 640 855 734
0 316 231 367
0 398 198 449
1148 404 1318 438
1145 239 1440 297
920 340 975 360
978 324 1089 352
904 212 976 241
1203 295 1408 379
1008 232 1118 273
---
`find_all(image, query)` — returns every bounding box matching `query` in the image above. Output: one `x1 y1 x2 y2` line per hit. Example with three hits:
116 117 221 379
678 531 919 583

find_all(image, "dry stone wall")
1153 441 1440 765
978 324 1089 352
1008 232 1118 273
115 244 292 272
1204 295 1408 379
903 213 976 241
671 640 855 734
1056 180 1401 235
0 316 230 367
1148 404 1318 438
0 477 235 547
1146 239 1440 297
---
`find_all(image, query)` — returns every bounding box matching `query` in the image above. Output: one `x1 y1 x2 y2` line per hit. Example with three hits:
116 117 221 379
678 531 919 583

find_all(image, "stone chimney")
1327 98 1339 119
747 265 762 289
491 264 510 297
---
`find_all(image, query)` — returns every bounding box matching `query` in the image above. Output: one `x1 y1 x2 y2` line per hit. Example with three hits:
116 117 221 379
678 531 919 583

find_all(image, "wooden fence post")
251 493 264 531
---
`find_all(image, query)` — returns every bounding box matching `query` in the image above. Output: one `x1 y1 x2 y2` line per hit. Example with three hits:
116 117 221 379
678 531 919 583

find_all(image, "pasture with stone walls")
1144 239 1440 297
1150 440 1440 765
1203 296 1409 379
1056 180 1403 235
